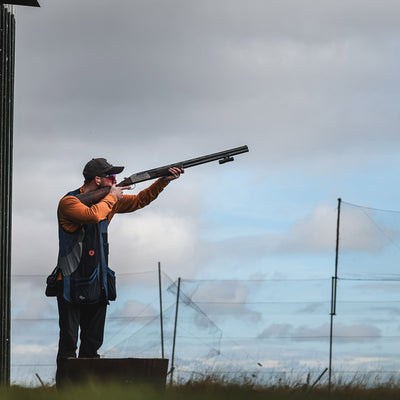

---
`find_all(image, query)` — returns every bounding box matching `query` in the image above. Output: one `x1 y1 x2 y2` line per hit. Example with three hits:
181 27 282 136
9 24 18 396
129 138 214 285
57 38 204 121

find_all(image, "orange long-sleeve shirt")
58 178 169 232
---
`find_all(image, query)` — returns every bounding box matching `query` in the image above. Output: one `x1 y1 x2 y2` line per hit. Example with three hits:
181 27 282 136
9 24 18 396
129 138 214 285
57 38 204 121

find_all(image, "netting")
11 271 332 386
11 200 400 387
167 277 331 385
11 270 173 386
330 201 400 382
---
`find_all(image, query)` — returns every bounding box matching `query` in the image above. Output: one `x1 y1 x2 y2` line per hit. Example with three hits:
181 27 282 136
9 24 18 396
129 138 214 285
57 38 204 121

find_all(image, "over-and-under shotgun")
76 145 249 206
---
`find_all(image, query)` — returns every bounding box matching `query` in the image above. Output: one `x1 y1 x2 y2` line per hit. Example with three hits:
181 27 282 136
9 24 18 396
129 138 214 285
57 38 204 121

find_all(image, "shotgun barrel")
120 145 249 186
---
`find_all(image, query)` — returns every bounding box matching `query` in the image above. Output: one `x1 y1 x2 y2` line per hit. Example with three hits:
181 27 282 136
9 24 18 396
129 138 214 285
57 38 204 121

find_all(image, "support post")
169 277 181 385
158 262 164 359
328 276 336 390
328 197 341 391
0 5 15 386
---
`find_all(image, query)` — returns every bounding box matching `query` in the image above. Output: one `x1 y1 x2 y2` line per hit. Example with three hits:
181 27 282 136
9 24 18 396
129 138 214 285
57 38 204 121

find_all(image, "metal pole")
158 262 165 359
334 198 342 280
0 5 15 386
169 277 181 386
328 277 335 391
310 367 328 391
328 198 341 391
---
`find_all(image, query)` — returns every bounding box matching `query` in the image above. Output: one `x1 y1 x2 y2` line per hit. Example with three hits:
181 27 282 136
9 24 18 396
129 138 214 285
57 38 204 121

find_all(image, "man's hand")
110 184 131 200
163 167 184 182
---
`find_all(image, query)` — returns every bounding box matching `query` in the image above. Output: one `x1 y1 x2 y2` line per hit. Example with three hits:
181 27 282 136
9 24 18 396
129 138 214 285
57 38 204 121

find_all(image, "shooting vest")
57 188 116 304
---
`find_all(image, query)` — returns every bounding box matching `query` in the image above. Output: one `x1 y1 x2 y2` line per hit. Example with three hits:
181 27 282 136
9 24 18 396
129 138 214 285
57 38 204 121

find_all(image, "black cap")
83 158 124 180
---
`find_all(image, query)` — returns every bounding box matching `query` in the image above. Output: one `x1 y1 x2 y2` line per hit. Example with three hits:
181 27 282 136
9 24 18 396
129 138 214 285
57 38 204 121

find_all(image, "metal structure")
158 262 165 359
169 277 181 385
0 1 39 386
0 4 16 386
328 198 341 391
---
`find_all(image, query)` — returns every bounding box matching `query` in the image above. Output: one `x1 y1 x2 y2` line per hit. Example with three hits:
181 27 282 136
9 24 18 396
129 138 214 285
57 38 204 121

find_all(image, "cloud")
280 204 399 253
109 211 201 276
258 322 381 342
339 205 400 252
14 0 400 169
372 306 400 317
275 206 337 253
12 215 58 275
201 203 400 263
296 303 326 314
12 343 57 357
176 280 262 323
300 323 381 343
109 300 158 319
258 323 292 338
11 0 400 283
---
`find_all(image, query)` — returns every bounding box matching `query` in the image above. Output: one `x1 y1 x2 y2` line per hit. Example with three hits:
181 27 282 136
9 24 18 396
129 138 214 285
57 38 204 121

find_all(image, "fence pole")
310 367 328 391
328 277 336 391
328 198 341 391
158 262 164 359
0 5 15 386
169 277 181 385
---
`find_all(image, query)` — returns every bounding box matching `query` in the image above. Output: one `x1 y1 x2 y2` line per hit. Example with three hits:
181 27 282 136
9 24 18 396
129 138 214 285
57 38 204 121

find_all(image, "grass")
3 377 400 400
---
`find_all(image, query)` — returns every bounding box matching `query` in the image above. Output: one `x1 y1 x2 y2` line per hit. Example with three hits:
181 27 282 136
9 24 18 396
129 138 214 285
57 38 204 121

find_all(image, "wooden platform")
63 357 169 386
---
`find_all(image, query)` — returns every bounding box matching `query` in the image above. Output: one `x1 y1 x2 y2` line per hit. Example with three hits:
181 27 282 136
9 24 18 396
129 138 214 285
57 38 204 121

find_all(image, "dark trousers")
56 296 107 387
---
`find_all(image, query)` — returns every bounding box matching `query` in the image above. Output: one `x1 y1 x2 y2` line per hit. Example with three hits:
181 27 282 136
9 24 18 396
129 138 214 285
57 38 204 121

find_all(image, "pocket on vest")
71 268 101 304
107 267 116 301
45 266 61 297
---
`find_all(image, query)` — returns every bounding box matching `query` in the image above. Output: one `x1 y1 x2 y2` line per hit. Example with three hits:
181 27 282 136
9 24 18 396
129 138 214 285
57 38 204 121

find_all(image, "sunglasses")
101 174 116 182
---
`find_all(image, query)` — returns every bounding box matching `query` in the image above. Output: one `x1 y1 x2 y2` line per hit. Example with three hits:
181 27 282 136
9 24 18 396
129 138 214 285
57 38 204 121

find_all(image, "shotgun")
76 145 249 206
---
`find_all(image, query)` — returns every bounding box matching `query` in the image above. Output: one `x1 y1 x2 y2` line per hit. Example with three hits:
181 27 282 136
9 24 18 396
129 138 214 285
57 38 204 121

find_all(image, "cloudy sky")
9 0 400 385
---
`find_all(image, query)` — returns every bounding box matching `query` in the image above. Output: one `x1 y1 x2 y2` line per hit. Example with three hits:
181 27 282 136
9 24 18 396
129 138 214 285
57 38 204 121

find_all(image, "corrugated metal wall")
0 4 15 386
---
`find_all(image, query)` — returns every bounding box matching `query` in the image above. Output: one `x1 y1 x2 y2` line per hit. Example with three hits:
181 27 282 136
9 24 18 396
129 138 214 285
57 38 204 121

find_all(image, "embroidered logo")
89 250 95 256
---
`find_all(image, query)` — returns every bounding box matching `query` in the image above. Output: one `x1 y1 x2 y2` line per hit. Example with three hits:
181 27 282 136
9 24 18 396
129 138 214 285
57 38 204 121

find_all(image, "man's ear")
95 176 101 186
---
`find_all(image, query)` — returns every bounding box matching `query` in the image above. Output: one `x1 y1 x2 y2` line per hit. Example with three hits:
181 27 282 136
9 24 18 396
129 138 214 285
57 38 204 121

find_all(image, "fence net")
330 201 400 383
10 200 400 387
11 272 332 386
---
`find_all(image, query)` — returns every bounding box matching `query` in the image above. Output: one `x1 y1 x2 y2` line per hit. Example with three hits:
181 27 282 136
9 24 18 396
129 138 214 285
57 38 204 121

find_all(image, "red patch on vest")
89 250 95 256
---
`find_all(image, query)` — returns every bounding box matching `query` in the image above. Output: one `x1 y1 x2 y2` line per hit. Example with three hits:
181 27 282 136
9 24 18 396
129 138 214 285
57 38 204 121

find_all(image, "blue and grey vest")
57 188 116 304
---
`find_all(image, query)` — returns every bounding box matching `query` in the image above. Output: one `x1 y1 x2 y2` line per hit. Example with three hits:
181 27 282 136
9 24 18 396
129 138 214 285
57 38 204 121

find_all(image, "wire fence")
11 272 333 386
10 200 400 387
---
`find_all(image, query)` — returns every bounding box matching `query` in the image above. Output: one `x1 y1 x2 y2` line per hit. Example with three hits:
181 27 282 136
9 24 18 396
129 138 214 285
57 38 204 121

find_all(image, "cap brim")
107 166 124 175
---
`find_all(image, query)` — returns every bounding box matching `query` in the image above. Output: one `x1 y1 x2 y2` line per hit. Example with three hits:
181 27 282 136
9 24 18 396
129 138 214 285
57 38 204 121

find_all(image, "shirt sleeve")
112 178 170 215
58 193 118 232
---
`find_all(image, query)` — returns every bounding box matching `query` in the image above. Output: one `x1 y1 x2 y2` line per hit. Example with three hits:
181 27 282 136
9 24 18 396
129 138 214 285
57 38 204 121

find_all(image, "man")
55 157 183 387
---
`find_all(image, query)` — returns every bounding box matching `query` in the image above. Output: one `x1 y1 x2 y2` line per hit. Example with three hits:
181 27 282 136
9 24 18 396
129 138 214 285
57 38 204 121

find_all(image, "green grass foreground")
3 381 400 400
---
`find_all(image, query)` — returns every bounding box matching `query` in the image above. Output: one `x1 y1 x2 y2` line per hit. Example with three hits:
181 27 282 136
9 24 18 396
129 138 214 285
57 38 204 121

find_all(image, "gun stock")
76 145 249 206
